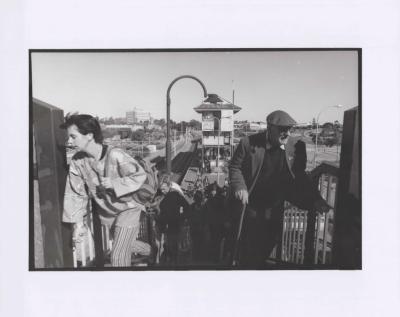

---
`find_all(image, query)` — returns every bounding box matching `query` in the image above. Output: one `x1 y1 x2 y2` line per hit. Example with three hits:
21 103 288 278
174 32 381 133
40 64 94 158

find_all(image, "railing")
280 204 335 265
72 206 156 268
72 161 338 268
72 211 95 268
274 162 338 266
280 203 308 264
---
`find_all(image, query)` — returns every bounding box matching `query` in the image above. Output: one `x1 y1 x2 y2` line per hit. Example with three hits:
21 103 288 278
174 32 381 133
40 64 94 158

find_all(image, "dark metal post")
166 94 172 174
332 107 361 269
304 210 317 265
92 201 105 267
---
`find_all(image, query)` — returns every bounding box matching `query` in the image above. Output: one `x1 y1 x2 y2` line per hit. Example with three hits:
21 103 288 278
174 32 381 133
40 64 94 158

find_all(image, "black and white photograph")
30 49 361 270
2 0 400 316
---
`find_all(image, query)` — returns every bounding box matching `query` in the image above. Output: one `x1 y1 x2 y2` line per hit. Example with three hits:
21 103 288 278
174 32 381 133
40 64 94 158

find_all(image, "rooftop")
194 94 242 113
194 103 242 113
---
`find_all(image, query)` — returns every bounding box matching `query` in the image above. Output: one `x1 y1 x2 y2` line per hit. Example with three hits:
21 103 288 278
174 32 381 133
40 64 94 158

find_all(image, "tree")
322 122 334 129
158 119 166 128
312 117 317 129
311 135 317 144
102 128 119 139
114 117 127 125
234 129 246 138
334 130 343 145
131 129 145 141
108 117 115 124
188 119 201 130
324 137 337 147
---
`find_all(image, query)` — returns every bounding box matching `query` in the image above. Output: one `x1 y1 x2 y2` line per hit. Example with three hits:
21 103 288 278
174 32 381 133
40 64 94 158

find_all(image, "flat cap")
266 110 297 127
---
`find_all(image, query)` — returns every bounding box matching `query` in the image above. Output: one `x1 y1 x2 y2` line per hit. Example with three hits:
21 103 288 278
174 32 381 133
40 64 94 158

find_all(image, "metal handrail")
72 209 155 268
276 163 339 266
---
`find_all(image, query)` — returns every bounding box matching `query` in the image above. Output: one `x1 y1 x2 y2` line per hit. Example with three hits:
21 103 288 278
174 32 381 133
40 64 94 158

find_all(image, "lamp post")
314 104 343 167
173 129 176 157
166 75 208 175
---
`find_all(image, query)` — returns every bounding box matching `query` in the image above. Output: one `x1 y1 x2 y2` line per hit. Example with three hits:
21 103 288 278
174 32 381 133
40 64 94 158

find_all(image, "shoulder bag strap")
103 146 114 178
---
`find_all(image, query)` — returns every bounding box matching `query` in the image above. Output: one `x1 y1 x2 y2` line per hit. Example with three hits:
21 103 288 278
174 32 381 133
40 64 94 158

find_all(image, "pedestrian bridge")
71 161 340 269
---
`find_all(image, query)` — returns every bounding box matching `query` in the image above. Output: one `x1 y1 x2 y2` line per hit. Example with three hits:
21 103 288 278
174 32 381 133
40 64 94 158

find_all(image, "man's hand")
72 222 87 244
313 199 331 214
100 177 113 189
234 189 249 205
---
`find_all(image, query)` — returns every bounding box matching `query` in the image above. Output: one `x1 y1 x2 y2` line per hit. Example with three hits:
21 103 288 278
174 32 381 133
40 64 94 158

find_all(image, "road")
145 136 192 163
306 143 341 170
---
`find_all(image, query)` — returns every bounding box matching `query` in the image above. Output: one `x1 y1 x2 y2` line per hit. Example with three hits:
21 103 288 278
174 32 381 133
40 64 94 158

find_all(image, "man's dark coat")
228 131 321 218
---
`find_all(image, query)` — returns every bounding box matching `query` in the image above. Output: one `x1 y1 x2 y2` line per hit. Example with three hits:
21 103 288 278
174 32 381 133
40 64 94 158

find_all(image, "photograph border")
29 48 362 271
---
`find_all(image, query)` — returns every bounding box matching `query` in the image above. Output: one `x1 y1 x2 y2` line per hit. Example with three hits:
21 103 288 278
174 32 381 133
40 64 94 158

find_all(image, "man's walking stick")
231 203 247 266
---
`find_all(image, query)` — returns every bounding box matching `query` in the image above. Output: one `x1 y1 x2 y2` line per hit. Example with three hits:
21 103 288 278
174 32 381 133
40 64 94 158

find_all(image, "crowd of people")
61 113 234 267
62 110 330 269
151 179 231 266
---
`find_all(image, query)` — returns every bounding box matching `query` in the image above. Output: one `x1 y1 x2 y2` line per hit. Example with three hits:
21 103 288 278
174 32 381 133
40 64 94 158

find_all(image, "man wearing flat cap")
229 110 329 267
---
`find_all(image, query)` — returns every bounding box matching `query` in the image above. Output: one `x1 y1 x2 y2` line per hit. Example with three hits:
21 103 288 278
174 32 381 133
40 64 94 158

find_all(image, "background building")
126 107 152 124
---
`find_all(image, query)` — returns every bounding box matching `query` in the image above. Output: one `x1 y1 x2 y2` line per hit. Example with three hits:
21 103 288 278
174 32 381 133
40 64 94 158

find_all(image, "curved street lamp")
166 75 208 174
314 104 343 167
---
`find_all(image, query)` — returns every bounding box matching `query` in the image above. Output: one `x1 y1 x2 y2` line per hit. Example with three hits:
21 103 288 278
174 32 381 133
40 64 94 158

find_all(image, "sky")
32 50 358 124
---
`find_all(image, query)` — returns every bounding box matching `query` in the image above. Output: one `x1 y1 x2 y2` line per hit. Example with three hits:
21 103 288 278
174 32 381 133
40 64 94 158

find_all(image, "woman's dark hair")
60 114 103 144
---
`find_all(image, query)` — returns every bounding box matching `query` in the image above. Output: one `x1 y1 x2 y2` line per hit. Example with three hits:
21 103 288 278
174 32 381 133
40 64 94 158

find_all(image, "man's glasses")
276 126 293 134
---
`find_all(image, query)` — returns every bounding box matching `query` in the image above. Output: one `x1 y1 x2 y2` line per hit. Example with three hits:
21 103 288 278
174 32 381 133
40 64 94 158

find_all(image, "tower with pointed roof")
193 94 242 183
